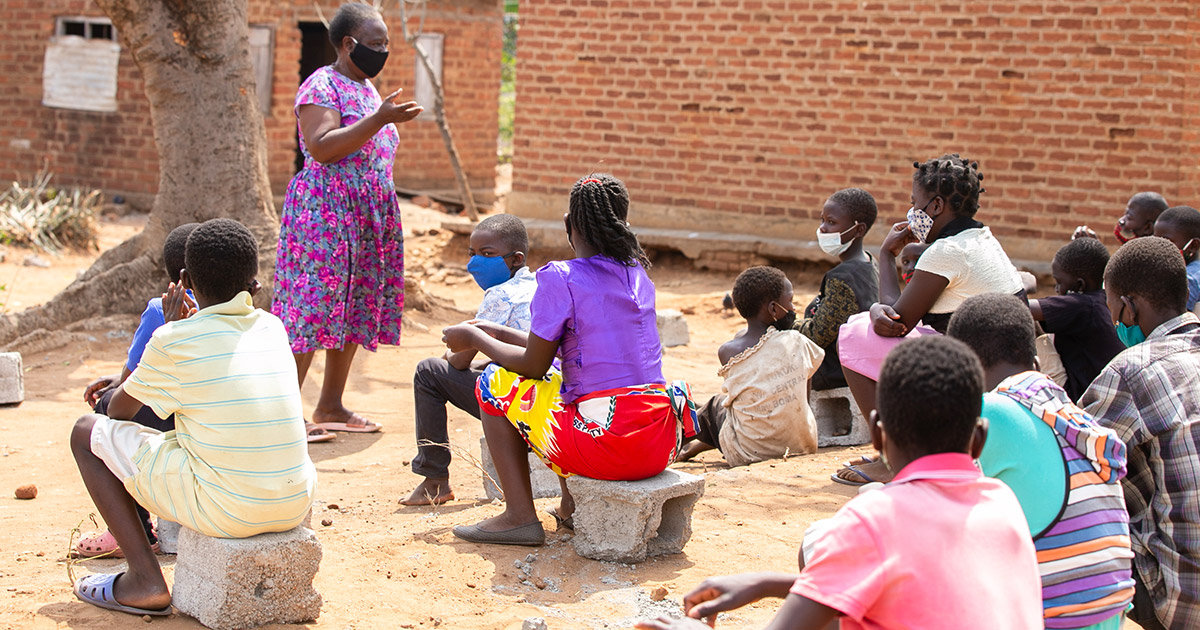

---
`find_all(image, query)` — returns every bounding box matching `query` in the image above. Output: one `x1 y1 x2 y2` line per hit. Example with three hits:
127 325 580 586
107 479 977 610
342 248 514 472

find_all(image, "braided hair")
567 174 651 268
912 154 986 217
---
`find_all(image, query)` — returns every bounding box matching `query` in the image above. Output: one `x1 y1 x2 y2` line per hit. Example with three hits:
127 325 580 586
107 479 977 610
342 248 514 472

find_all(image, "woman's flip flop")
73 573 172 616
830 464 875 487
315 414 382 433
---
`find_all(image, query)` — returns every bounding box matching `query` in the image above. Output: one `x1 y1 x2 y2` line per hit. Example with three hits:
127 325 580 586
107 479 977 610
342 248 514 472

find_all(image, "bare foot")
677 441 714 462
400 478 454 506
112 571 172 611
832 459 893 485
841 454 877 468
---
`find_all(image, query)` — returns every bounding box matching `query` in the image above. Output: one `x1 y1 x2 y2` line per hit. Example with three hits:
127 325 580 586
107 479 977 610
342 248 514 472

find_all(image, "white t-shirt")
916 226 1023 314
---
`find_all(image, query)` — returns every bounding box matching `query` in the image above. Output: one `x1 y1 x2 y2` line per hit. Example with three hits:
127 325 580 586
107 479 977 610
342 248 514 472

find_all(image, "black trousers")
1130 563 1169 630
410 357 483 479
93 388 176 543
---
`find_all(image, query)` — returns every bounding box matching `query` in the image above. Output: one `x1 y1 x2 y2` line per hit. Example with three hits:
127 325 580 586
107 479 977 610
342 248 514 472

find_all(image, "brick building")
509 1 1200 263
1 0 502 211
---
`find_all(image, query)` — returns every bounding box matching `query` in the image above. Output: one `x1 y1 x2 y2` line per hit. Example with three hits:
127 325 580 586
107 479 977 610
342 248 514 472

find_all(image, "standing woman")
274 3 423 438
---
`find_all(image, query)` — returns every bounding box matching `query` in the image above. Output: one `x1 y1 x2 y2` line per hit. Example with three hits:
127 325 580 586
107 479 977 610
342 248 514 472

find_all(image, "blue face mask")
467 253 515 290
1116 322 1146 348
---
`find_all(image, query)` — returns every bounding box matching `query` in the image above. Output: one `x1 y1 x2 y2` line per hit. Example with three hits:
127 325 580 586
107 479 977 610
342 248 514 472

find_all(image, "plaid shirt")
1081 312 1200 629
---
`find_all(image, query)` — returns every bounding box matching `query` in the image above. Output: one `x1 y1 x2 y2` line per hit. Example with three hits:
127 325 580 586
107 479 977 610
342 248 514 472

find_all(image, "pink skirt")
837 311 941 381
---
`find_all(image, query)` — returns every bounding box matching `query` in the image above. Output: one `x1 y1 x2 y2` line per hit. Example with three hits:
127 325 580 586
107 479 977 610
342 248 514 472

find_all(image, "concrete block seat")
566 468 705 563
811 387 870 447
172 525 322 630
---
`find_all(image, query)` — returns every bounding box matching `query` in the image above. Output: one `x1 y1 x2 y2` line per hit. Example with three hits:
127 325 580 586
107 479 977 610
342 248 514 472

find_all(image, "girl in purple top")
441 174 690 547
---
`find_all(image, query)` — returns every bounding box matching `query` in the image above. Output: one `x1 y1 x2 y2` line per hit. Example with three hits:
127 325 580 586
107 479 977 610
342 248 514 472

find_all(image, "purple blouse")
529 256 664 404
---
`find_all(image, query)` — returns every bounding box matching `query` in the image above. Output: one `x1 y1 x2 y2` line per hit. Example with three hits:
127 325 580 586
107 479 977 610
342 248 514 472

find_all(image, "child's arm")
83 365 132 407
442 323 557 379
637 587 837 630
103 384 147 422
1028 299 1045 321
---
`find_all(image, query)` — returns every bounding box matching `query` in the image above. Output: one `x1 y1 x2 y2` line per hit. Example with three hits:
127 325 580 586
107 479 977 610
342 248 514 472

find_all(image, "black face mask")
349 38 388 78
770 302 797 331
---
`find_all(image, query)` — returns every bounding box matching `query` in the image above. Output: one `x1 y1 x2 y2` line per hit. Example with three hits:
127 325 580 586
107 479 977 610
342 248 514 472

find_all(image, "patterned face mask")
906 197 937 243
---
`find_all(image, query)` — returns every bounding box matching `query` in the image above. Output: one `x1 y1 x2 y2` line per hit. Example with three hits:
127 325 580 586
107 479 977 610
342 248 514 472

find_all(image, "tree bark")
0 0 277 345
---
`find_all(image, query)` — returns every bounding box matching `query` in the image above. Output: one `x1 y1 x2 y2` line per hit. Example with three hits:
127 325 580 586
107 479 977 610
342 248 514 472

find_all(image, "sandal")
315 413 382 433
74 572 172 616
545 507 575 531
74 529 161 559
830 464 875 487
306 422 336 443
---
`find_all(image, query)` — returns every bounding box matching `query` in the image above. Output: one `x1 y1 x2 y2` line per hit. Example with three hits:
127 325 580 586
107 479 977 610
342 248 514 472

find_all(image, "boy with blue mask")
402 214 536 506
1153 205 1200 312
1081 236 1200 630
800 188 879 391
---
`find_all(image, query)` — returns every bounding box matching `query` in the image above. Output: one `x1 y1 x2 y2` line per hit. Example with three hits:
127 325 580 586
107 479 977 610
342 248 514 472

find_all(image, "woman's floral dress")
273 66 404 353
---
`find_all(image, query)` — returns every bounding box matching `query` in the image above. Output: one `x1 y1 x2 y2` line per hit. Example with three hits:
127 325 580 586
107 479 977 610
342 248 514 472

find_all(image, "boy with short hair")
1082 236 1200 630
402 214 536 505
640 336 1042 630
1074 191 1169 244
679 266 824 465
1153 205 1200 312
1028 237 1126 400
800 188 879 391
948 293 1134 630
70 218 316 616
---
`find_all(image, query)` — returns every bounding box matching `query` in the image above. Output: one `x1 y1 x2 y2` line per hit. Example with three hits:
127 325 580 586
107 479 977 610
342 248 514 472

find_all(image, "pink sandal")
74 529 161 559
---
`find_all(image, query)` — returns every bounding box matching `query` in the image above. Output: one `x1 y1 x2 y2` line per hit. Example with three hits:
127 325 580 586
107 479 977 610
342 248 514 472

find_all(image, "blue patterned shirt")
474 266 537 331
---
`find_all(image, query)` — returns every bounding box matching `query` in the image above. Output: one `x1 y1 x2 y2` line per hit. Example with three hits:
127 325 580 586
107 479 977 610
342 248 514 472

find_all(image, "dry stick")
65 513 105 584
398 0 479 221
415 439 503 500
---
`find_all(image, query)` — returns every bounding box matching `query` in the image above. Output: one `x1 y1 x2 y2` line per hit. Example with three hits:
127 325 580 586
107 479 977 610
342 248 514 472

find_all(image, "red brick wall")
510 0 1199 261
0 0 501 210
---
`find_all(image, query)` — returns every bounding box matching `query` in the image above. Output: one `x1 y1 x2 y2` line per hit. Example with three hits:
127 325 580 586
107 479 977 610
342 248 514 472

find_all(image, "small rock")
427 227 441 236
513 559 523 569
412 195 432 208
533 577 547 590
262 578 275 589
561 533 572 542
650 586 669 601
412 228 428 237
327 504 339 510
321 518 333 527
142 614 151 622
524 553 536 563
680 306 696 315
466 582 476 589
14 484 36 500
522 617 548 630
521 564 533 576
22 254 49 268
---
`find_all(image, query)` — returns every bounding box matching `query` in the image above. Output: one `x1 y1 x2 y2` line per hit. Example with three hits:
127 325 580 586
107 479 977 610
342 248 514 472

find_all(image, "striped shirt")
122 292 316 538
994 372 1134 629
1081 313 1200 629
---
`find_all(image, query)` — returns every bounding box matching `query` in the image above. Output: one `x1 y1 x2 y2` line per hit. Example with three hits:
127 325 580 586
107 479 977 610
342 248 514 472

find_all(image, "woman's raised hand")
881 221 917 258
377 88 424 124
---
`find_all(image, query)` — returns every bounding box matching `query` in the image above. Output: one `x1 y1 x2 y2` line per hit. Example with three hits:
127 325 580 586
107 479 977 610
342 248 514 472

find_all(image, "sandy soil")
0 207 1026 630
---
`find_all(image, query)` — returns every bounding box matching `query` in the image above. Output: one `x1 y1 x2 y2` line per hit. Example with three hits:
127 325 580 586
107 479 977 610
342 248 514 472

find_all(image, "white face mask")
906 205 935 243
816 223 860 257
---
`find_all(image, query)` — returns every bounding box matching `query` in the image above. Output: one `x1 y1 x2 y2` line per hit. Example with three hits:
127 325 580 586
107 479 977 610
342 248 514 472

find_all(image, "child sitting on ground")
402 214 537 506
798 188 878 391
75 222 197 559
1153 205 1200 312
948 293 1133 630
898 241 927 285
441 174 694 546
638 336 1042 630
70 219 316 616
1028 237 1126 401
678 266 824 465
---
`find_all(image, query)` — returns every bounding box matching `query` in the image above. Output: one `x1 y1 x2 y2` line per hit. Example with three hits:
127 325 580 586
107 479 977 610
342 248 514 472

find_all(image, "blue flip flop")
830 464 875 486
73 572 172 616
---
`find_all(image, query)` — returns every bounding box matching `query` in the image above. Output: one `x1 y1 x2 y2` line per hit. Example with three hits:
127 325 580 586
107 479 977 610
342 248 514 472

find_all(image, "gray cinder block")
480 436 561 501
567 469 705 563
155 518 180 554
811 387 871 447
0 352 23 404
172 526 323 630
656 309 690 348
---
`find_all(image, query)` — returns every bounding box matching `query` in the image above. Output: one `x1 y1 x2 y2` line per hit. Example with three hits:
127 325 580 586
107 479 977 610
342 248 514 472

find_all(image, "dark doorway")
295 21 337 173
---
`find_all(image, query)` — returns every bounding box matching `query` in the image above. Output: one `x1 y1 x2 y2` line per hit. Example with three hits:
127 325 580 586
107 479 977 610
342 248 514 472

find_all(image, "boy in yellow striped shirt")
69 218 317 617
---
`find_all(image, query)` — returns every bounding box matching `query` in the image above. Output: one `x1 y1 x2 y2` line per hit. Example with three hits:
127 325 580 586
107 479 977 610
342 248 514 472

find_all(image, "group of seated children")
70 219 316 616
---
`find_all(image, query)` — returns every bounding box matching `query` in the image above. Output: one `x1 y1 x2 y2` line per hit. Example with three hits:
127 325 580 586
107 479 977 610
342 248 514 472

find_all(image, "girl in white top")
833 154 1023 486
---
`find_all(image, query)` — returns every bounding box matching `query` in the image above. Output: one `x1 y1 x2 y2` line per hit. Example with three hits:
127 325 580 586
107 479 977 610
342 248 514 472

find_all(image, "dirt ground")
0 207 925 629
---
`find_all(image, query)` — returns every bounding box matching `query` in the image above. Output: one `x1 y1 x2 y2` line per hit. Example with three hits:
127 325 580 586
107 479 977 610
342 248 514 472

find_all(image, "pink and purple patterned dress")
273 66 404 353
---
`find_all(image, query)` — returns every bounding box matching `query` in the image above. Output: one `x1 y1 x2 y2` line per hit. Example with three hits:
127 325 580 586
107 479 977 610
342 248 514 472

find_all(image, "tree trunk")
0 0 277 346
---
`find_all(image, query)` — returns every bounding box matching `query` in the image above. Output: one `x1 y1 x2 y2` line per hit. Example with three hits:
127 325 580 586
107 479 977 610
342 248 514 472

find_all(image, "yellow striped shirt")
122 292 316 538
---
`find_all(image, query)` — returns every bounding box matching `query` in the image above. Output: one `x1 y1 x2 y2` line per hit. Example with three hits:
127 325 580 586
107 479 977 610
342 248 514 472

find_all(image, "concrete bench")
566 468 705 563
811 387 870 447
172 526 322 630
480 436 561 501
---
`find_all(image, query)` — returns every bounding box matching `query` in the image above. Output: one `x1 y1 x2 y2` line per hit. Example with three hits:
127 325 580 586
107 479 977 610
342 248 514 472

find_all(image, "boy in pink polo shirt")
638 336 1042 630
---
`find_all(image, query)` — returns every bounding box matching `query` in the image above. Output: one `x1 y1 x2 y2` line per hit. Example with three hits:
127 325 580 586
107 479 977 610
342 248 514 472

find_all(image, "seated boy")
640 336 1042 630
679 266 824 465
1153 205 1200 312
75 222 197 559
948 293 1134 630
1028 237 1126 400
799 188 878 391
70 218 316 616
1074 191 1169 244
1081 236 1200 630
402 214 536 505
